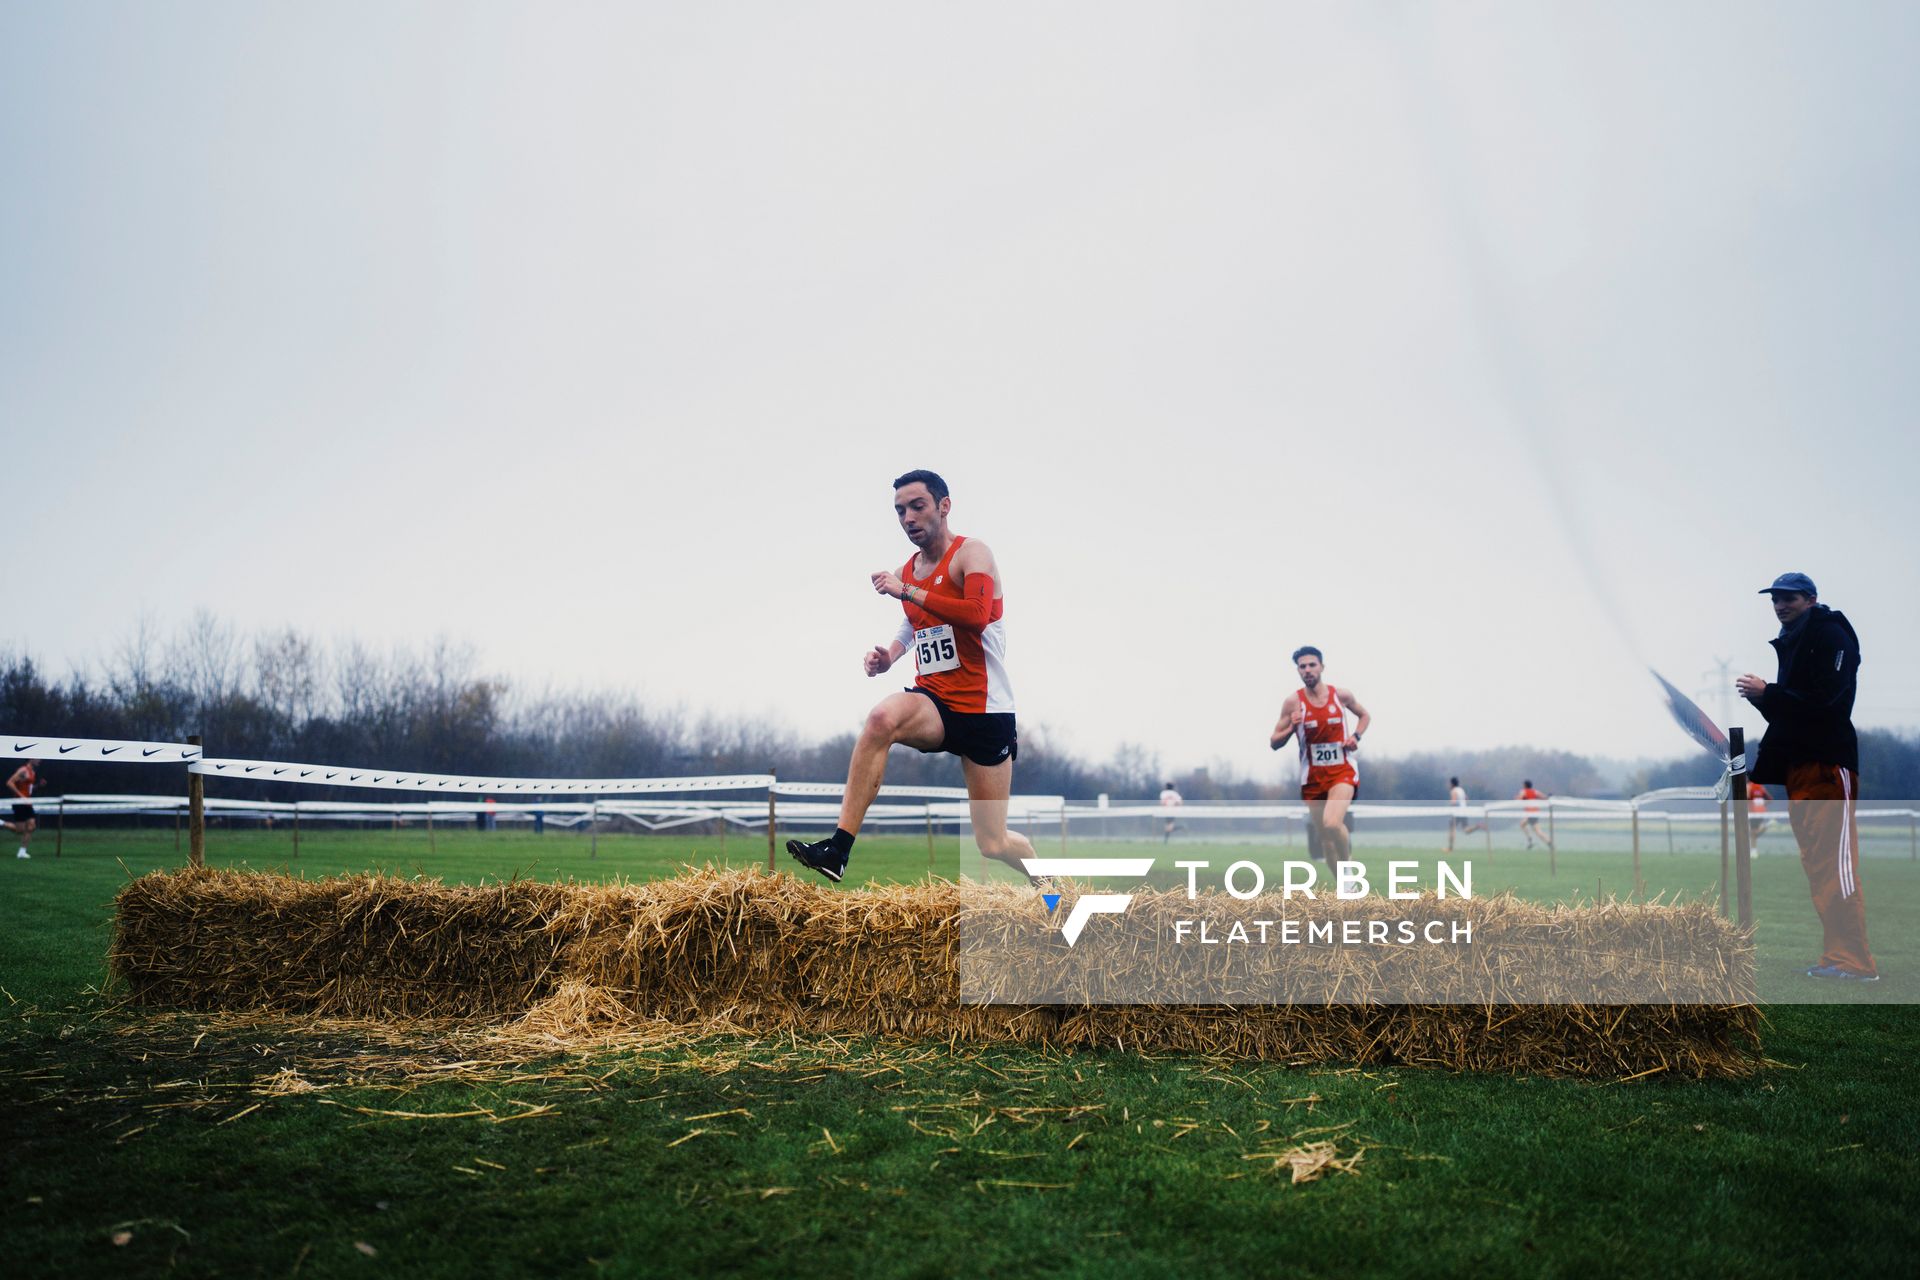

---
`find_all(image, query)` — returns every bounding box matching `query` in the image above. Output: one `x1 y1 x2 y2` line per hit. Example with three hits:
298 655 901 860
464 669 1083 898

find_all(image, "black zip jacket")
1751 604 1860 784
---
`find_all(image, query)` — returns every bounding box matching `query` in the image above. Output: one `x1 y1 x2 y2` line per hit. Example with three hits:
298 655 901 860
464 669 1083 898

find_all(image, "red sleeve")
910 575 998 629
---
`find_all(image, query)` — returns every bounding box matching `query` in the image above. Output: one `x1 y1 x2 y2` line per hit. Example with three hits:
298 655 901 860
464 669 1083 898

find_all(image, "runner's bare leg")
1320 783 1356 866
836 692 945 834
963 756 1035 877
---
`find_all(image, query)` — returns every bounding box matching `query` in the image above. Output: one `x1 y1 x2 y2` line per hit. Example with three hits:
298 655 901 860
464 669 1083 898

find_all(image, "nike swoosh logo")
246 766 262 774
59 745 79 753
13 743 37 752
101 747 121 756
300 771 313 779
143 748 162 757
273 769 288 776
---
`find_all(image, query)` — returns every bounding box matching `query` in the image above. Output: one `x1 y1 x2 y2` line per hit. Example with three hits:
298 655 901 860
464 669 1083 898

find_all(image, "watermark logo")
1020 858 1155 945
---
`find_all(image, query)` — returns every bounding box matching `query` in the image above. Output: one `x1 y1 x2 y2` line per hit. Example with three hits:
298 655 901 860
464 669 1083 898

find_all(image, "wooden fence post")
1729 728 1753 930
766 770 778 874
1547 800 1557 879
1631 806 1642 900
1728 802 1743 921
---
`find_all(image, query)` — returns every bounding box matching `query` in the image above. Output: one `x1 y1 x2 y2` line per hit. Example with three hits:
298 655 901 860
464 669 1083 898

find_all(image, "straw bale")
111 866 1762 1078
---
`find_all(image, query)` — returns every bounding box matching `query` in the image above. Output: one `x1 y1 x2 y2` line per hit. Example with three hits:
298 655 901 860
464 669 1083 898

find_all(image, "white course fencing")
7 732 1917 864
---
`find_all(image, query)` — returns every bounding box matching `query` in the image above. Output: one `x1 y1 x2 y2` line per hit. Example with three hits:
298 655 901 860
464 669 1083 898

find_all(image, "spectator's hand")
1735 674 1767 700
871 570 905 599
864 645 893 677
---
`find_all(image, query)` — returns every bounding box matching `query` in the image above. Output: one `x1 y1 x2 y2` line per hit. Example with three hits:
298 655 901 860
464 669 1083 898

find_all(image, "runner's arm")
900 574 997 628
892 537 1003 629
865 620 913 676
1270 697 1302 750
1337 689 1372 747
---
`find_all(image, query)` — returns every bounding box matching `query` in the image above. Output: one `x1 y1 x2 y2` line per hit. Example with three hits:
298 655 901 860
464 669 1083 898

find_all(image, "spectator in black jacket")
1737 572 1876 980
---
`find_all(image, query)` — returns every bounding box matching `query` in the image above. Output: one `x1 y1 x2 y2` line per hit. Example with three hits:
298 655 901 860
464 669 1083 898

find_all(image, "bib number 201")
1310 742 1345 767
915 625 960 674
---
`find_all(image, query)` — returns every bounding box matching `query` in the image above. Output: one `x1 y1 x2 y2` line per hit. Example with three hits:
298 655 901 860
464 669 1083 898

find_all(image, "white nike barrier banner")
191 758 773 795
2 735 203 762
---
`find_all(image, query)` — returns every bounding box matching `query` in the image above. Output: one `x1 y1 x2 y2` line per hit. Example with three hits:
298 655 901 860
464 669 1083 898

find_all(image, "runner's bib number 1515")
914 625 960 674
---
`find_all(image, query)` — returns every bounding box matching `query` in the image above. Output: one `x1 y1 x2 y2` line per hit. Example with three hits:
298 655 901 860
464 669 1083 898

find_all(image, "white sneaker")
15 849 28 859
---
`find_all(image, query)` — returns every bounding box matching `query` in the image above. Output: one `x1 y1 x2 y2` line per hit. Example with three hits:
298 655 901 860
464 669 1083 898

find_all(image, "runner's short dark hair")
1524 779 1534 788
1450 777 1461 787
892 469 949 502
1291 646 1323 664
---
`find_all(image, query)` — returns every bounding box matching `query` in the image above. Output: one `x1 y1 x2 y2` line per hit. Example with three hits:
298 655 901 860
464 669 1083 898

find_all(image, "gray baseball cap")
1758 572 1817 596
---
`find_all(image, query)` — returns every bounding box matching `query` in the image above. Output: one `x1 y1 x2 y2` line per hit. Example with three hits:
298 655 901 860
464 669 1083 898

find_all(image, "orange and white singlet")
1519 786 1545 816
1296 685 1359 795
9 762 34 798
898 535 1013 715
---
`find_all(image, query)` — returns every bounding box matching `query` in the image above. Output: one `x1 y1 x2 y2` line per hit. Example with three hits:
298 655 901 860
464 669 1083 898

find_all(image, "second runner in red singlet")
1270 647 1371 870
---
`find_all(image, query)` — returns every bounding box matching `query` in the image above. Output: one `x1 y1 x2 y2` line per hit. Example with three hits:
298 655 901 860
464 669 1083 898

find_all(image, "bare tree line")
6 614 1914 802
0 615 1161 801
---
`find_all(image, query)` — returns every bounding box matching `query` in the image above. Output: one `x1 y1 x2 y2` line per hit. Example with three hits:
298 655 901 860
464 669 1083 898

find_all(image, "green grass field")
4 826 1918 1277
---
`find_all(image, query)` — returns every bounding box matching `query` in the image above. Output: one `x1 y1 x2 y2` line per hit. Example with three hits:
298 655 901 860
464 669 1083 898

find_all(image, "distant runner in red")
1517 780 1554 852
1747 785 1772 846
788 470 1034 885
1269 647 1371 870
6 758 42 860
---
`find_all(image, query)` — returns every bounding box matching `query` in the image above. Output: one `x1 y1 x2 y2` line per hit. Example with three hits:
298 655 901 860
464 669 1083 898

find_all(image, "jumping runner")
1269 647 1370 870
788 470 1034 884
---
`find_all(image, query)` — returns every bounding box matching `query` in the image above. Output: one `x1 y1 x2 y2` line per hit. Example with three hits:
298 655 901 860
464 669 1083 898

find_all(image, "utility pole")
1697 657 1735 734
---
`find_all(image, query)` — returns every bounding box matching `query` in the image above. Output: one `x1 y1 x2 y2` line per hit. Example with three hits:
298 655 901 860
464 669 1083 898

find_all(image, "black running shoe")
787 837 848 883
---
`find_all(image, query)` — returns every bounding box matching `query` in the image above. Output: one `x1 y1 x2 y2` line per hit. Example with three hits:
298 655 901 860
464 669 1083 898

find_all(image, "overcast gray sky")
3 1 1916 782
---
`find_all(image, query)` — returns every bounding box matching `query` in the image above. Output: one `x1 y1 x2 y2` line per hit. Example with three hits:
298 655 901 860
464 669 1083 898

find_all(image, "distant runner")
6 758 42 860
1158 781 1183 844
788 470 1035 884
1748 784 1772 846
1446 777 1487 852
1517 780 1554 852
1269 647 1370 870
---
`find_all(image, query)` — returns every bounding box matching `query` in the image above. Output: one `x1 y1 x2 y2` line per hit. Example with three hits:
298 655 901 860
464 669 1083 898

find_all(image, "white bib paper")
914 624 960 674
1309 741 1346 768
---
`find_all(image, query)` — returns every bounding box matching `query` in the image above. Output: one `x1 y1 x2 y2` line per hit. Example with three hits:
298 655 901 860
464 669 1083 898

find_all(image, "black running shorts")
906 687 1018 768
11 802 33 821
